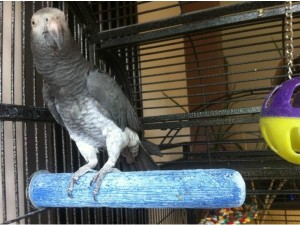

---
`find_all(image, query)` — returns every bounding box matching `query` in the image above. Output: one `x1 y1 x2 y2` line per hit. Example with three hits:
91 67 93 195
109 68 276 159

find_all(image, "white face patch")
31 9 66 51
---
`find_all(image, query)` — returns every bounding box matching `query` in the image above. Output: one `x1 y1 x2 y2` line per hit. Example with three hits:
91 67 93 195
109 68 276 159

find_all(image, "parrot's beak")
47 16 64 50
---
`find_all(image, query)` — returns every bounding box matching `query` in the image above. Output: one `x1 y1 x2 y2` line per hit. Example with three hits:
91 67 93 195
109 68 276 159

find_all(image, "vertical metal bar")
125 208 129 224
52 124 60 224
44 123 51 223
0 1 6 223
122 2 126 27
0 1 2 106
23 124 29 223
10 3 20 223
60 127 70 224
73 15 77 42
34 106 40 224
62 1 67 18
46 1 52 8
79 23 82 53
65 2 69 24
76 141 83 224
108 2 112 30
129 1 133 25
116 1 120 28
98 3 103 31
107 2 113 76
97 2 103 72
84 30 88 60
52 125 58 174
21 2 31 223
69 138 76 224
32 1 42 223
57 1 62 10
0 121 5 223
32 3 37 163
60 130 69 224
61 127 66 171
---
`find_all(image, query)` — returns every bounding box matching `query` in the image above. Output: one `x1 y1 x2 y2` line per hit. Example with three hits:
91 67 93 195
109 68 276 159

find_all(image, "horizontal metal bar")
0 103 54 122
161 162 300 180
159 140 265 150
194 150 276 157
143 115 259 130
241 167 300 180
96 2 284 40
141 106 261 124
247 190 300 195
146 129 261 140
162 153 275 161
100 3 300 49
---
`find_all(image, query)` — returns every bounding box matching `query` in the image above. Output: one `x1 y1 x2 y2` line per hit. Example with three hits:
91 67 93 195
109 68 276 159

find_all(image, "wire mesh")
1 1 300 224
94 1 300 224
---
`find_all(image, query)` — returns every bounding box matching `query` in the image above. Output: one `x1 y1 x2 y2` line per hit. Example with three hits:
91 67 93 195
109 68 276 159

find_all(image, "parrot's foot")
67 164 95 198
90 167 121 201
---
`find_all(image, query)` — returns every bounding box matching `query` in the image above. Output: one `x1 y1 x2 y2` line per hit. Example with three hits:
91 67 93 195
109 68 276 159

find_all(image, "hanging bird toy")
260 1 300 164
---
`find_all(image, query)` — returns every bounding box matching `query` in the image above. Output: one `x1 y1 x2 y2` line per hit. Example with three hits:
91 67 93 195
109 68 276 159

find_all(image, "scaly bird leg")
90 130 125 200
68 142 98 198
68 162 97 198
90 159 121 201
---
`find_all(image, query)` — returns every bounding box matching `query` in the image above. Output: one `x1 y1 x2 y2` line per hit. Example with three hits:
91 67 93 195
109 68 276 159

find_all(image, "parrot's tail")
121 140 162 171
140 139 162 157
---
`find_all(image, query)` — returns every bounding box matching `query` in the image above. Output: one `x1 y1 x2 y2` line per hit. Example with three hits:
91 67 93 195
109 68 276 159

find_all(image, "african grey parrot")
30 8 161 199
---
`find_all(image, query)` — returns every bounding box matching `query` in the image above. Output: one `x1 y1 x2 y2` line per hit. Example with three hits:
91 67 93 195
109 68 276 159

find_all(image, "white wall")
0 1 24 223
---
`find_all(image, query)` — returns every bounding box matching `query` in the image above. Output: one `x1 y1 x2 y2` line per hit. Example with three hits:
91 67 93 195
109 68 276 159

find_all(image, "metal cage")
1 1 300 224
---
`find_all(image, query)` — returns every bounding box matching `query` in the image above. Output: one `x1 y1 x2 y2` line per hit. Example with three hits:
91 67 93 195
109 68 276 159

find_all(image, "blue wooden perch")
28 169 245 209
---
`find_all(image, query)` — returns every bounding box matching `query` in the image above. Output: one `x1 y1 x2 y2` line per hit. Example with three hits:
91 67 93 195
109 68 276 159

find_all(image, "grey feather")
87 69 142 133
31 7 161 198
42 82 65 127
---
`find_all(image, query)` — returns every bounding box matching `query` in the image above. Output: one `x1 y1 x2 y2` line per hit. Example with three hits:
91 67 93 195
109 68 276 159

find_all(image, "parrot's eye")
46 18 48 22
31 20 35 26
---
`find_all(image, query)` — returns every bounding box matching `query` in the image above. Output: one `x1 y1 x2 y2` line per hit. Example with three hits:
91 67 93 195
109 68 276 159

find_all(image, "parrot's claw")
90 168 121 201
90 176 97 187
67 176 78 198
67 188 74 198
93 190 98 202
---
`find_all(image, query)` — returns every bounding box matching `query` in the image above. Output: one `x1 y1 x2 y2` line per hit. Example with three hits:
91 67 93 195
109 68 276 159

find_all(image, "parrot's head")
31 8 68 51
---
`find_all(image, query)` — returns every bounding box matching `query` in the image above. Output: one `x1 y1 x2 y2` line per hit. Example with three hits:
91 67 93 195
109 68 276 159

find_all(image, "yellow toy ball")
259 77 300 164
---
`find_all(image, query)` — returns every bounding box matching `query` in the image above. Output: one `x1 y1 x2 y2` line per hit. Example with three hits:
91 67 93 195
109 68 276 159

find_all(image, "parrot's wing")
42 82 65 127
87 69 142 133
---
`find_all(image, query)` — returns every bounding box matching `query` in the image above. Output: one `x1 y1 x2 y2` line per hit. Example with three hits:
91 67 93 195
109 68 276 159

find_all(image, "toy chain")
285 1 294 79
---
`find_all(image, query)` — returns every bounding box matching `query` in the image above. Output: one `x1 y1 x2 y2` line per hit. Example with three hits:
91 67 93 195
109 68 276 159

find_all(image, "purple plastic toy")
261 76 300 117
260 76 300 164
